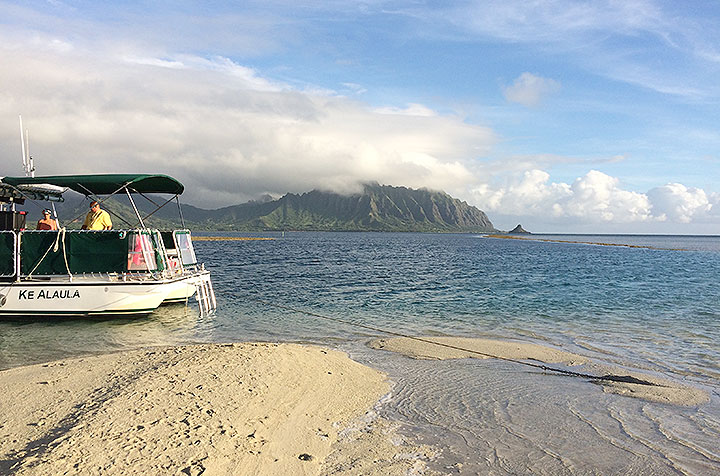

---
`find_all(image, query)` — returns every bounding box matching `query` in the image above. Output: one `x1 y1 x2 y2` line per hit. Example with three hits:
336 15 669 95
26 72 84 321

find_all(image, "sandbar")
484 234 687 251
371 335 588 364
0 343 436 475
371 336 709 406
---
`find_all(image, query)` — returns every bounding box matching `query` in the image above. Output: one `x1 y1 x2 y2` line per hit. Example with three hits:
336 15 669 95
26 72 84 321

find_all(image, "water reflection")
0 303 201 370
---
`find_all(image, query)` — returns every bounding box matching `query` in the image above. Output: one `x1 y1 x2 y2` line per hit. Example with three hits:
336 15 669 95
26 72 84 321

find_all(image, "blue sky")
1 0 719 232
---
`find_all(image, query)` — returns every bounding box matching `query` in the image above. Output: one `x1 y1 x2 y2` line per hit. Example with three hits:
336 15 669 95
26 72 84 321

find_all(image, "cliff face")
190 183 496 232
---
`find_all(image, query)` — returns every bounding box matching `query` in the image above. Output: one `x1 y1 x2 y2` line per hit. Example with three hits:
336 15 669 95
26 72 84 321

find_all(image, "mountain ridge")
46 183 496 232
177 183 496 232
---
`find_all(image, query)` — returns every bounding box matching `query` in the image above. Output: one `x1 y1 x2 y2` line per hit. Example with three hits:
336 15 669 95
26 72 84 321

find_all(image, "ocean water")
1 232 719 474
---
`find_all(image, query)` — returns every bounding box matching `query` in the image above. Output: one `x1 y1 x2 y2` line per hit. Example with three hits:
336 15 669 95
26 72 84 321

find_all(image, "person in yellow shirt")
81 201 112 230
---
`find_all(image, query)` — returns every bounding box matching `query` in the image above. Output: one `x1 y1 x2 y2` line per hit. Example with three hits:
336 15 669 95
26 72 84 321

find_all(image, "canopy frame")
2 174 186 231
70 181 140 229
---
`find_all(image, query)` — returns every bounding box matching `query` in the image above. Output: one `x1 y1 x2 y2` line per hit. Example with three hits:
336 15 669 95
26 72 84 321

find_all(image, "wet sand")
1 338 710 475
371 336 709 406
0 343 436 476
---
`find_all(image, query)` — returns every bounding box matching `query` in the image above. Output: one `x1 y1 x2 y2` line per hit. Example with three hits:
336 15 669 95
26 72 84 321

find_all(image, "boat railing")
0 229 199 280
0 230 17 278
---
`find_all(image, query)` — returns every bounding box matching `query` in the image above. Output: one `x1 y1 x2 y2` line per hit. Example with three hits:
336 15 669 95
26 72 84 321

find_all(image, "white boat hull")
0 275 200 317
162 276 199 304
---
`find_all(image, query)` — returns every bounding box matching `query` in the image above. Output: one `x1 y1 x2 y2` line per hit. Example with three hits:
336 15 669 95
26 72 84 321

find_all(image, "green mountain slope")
45 183 495 232
181 183 496 232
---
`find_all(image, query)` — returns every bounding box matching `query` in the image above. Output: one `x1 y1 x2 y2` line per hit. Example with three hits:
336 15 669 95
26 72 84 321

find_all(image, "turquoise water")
1 232 719 474
212 233 720 386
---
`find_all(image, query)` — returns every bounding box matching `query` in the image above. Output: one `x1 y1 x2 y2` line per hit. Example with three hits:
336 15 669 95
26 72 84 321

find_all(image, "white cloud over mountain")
0 30 715 232
0 34 492 206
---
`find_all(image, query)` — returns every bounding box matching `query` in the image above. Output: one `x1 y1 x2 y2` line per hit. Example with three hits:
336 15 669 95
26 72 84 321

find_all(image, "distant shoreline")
484 234 690 251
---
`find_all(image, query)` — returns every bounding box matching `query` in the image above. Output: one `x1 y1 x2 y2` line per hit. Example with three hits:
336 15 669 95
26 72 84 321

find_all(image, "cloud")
469 165 720 231
410 0 720 99
471 169 689 225
341 82 367 95
563 170 652 222
373 103 437 116
445 0 666 43
2 31 712 231
647 183 713 223
502 72 560 107
124 56 186 69
0 33 494 207
1 4 716 232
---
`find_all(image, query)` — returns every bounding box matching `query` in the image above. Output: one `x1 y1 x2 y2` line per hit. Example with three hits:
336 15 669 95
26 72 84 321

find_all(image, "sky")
1 0 719 233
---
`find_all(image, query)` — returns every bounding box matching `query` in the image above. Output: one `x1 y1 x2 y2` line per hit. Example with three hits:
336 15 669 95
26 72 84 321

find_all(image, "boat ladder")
195 273 217 316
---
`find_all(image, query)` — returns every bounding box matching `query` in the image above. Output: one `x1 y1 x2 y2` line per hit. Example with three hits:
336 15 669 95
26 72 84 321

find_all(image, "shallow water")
1 232 719 474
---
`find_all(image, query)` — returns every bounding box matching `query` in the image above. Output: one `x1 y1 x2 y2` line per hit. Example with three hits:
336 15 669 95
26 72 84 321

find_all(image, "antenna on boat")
19 115 35 178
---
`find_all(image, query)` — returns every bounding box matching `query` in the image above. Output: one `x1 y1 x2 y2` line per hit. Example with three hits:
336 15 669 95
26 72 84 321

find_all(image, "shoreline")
0 343 436 476
1 336 715 475
370 336 710 406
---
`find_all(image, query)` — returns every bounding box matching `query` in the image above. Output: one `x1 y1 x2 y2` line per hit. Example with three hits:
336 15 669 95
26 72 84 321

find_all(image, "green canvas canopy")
1 174 184 196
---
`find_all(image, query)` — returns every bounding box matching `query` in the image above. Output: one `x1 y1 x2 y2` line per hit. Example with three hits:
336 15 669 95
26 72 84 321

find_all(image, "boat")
0 174 216 317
